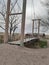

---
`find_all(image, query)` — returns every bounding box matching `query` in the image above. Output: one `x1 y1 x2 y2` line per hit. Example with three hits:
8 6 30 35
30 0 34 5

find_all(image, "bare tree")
40 0 49 26
38 0 49 33
0 0 22 41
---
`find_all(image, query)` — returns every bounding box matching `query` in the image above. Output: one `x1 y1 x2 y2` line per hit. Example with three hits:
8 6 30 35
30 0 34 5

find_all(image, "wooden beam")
4 0 10 43
32 19 41 21
9 13 22 15
20 0 27 46
38 19 40 37
32 20 34 37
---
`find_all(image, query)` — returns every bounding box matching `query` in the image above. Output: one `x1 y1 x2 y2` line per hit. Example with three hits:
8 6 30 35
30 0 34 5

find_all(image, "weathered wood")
38 19 40 37
8 38 39 47
32 20 34 37
21 0 27 46
9 13 22 15
4 0 10 43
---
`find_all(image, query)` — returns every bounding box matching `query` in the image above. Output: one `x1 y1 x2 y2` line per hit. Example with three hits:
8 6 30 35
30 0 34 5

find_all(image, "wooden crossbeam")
32 19 41 21
9 13 22 15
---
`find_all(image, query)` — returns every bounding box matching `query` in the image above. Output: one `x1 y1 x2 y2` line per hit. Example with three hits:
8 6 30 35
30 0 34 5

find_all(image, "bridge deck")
8 38 39 45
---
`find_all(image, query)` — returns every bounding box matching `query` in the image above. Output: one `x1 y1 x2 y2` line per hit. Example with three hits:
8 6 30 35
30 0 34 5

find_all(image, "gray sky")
0 0 49 34
17 0 48 34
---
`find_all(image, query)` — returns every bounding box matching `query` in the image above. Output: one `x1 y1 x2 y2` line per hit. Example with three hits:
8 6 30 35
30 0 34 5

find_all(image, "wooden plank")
8 38 39 45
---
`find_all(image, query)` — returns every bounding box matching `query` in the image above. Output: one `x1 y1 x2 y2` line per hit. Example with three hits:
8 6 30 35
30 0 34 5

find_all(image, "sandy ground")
0 44 49 65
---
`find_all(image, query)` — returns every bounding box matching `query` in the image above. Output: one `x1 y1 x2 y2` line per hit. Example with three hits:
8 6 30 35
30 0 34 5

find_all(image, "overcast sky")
17 0 48 34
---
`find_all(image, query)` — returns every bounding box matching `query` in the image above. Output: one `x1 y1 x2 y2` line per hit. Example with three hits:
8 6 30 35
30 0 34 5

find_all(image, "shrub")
0 39 3 43
39 40 47 48
24 38 47 48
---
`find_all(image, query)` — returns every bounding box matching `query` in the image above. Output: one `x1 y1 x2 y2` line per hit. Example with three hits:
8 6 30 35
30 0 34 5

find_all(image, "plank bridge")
8 38 39 46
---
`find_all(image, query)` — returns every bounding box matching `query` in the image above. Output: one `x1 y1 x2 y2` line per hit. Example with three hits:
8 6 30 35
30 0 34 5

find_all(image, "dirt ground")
47 40 49 47
0 44 49 65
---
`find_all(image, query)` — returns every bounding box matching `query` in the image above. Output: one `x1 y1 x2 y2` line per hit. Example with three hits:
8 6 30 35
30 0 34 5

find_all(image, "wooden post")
32 20 34 37
20 0 27 46
38 19 40 37
4 0 10 43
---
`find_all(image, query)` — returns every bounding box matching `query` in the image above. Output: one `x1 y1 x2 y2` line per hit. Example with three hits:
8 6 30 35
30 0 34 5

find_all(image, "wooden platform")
8 38 39 46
